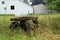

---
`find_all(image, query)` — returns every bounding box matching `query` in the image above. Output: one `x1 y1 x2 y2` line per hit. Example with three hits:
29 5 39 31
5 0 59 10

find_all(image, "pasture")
0 14 60 40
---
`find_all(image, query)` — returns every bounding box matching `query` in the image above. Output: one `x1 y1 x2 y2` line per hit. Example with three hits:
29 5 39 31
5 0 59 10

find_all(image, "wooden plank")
10 17 38 21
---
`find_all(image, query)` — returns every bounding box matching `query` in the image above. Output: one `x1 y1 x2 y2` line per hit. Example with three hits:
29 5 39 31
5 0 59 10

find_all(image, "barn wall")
0 0 33 16
33 4 48 14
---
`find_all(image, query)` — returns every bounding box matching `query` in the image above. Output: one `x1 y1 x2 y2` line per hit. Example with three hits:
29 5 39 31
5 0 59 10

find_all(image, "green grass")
0 14 15 16
0 14 60 40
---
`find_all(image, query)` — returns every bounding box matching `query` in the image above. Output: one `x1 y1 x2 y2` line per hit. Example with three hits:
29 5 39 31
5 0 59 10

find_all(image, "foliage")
56 0 60 12
44 0 60 12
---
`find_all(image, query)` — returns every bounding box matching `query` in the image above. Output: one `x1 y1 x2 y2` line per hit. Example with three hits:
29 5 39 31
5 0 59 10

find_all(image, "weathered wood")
9 21 19 31
10 17 38 21
9 17 38 32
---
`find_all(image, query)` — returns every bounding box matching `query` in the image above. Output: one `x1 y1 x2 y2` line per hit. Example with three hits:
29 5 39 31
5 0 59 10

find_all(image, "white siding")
0 0 33 16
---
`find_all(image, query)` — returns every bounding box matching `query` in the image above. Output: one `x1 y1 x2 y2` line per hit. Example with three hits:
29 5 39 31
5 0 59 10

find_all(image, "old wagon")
9 17 38 32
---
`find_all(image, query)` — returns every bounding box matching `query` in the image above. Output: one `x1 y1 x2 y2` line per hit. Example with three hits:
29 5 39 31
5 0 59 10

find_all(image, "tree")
56 0 60 12
44 0 60 12
44 0 57 13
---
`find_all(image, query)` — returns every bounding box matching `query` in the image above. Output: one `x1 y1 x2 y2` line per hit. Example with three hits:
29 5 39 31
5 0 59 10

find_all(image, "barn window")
11 5 15 10
2 1 5 4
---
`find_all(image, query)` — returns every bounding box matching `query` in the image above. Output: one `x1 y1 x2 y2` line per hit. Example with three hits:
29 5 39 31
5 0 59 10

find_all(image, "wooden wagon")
9 17 38 32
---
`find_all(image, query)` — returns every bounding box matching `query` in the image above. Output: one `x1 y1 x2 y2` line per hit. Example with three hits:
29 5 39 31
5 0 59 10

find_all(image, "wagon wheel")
26 21 31 30
25 21 32 35
9 22 19 31
32 18 38 29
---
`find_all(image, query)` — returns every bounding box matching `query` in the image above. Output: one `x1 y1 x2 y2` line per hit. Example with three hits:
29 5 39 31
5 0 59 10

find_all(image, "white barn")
0 0 33 16
0 0 48 16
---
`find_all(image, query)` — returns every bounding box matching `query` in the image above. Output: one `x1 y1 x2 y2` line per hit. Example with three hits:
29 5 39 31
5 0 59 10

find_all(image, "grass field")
0 14 60 40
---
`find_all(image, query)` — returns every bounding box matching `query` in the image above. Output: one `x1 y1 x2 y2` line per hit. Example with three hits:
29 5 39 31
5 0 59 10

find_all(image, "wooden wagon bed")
10 17 38 21
9 17 38 32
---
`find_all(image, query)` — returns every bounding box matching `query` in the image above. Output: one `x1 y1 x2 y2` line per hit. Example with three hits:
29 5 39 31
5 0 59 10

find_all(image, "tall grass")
0 14 60 40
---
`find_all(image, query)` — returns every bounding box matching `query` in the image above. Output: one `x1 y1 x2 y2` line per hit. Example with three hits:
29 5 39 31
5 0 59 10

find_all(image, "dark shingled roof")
32 0 44 6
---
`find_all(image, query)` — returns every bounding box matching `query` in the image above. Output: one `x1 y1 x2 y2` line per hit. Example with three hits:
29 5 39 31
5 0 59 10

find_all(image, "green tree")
56 0 60 12
44 0 60 12
44 0 57 13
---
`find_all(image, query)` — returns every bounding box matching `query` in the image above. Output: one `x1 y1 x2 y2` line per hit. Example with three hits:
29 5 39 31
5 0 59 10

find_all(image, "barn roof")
31 0 44 6
20 1 32 7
